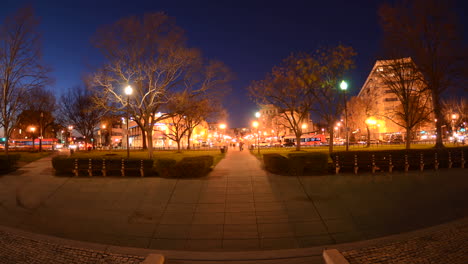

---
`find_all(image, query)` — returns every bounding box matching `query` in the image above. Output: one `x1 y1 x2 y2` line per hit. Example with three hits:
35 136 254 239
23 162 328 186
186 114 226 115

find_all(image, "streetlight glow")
340 80 348 90
124 85 133 95
252 121 259 128
255 112 261 118
219 123 226 130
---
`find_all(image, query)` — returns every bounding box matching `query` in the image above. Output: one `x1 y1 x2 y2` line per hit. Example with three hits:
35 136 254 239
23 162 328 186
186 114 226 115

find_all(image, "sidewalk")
0 148 467 255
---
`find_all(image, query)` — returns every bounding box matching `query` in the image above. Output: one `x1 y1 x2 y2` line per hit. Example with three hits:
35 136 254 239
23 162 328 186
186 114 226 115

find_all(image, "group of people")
228 142 244 151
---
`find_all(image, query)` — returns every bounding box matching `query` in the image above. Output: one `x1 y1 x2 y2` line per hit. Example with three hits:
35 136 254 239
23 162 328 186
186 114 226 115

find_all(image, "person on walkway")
239 142 244 151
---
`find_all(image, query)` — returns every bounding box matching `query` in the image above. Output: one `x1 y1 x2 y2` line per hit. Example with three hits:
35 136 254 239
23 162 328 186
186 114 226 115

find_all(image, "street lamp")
30 127 36 149
252 121 260 155
39 112 43 152
67 125 73 146
124 85 133 159
219 123 226 144
340 80 349 151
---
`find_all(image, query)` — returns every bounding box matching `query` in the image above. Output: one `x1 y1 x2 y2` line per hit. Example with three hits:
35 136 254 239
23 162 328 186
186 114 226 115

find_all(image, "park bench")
72 158 153 177
332 147 467 174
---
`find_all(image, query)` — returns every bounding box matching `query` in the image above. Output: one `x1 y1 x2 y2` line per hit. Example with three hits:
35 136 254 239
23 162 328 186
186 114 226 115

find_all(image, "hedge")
287 152 329 175
0 154 21 174
155 155 214 178
263 154 289 175
263 152 329 175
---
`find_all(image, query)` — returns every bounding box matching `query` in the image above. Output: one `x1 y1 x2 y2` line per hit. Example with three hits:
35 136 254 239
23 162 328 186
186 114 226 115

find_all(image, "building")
255 104 314 143
357 58 434 141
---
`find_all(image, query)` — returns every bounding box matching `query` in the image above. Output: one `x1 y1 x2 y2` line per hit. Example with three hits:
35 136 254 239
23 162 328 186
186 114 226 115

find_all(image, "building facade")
357 58 434 141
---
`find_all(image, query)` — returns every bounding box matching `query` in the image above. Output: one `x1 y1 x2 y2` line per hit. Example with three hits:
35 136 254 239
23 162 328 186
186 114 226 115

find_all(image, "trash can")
220 146 226 153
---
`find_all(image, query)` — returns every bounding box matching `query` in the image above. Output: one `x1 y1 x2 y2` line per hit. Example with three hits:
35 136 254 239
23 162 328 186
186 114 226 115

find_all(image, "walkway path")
0 148 467 256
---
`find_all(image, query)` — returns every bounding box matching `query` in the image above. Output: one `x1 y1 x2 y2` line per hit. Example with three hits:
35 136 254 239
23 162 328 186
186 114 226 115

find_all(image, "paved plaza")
0 148 467 252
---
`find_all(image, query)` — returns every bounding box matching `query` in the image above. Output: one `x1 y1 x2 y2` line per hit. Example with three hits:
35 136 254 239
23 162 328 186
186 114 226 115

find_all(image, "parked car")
282 141 295 147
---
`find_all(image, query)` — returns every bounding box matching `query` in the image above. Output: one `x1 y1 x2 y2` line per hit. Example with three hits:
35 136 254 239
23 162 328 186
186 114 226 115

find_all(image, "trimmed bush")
52 156 75 174
155 158 177 177
0 154 21 173
263 154 289 175
174 156 213 178
287 152 329 175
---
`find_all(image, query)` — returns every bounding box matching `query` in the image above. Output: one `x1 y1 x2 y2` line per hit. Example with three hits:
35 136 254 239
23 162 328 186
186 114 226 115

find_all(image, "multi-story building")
357 58 434 141
256 104 314 142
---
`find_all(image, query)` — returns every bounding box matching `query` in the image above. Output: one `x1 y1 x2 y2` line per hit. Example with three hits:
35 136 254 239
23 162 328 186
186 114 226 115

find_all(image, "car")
282 141 295 147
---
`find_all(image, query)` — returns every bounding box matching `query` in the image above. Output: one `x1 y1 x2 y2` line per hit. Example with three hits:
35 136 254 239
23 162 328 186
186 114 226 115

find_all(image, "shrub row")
331 147 468 172
155 155 214 178
0 154 21 174
263 152 329 175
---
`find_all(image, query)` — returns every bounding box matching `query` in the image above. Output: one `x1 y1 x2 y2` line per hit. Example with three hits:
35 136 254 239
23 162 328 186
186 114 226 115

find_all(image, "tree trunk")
146 129 154 159
141 128 147 150
39 136 42 152
4 127 9 155
295 134 301 151
176 139 181 152
432 90 444 148
366 125 371 148
186 130 192 150
405 127 411 150
329 127 334 153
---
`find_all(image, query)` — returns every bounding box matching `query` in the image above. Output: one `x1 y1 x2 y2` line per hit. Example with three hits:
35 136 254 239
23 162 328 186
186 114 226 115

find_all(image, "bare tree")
347 96 378 147
249 55 313 151
376 58 432 149
58 86 105 146
442 97 467 133
92 12 225 159
297 45 356 153
17 87 56 151
0 7 50 154
379 0 467 148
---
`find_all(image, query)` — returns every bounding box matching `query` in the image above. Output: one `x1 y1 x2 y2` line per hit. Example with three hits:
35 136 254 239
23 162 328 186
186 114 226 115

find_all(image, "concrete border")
323 249 349 264
1 216 467 263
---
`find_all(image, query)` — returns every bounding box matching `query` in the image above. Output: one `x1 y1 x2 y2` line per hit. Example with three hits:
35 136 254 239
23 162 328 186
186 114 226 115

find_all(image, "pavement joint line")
296 174 336 244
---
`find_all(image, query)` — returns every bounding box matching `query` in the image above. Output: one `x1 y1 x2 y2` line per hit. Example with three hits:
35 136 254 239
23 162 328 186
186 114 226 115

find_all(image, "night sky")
1 0 467 128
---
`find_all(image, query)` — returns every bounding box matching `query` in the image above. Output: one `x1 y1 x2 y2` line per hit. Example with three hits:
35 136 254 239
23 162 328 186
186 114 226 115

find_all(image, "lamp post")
252 121 259 155
340 80 349 151
30 127 36 149
68 125 73 147
219 123 226 145
101 124 106 147
39 112 43 152
124 85 133 159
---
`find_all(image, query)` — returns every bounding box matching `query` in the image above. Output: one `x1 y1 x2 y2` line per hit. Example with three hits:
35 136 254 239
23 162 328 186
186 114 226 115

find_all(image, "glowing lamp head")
252 121 259 128
219 124 226 130
451 114 457 120
255 112 261 118
301 124 307 130
340 80 348 91
124 85 133 95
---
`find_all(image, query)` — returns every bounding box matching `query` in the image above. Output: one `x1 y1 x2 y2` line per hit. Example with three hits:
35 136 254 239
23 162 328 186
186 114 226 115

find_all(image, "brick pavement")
0 229 144 264
339 217 468 264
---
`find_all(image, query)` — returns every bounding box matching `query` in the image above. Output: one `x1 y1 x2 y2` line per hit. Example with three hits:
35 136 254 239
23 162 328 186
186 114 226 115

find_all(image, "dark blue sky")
2 0 467 127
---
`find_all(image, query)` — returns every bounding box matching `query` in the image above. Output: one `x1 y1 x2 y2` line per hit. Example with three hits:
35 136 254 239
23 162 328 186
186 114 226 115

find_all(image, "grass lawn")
68 149 226 166
0 151 52 163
